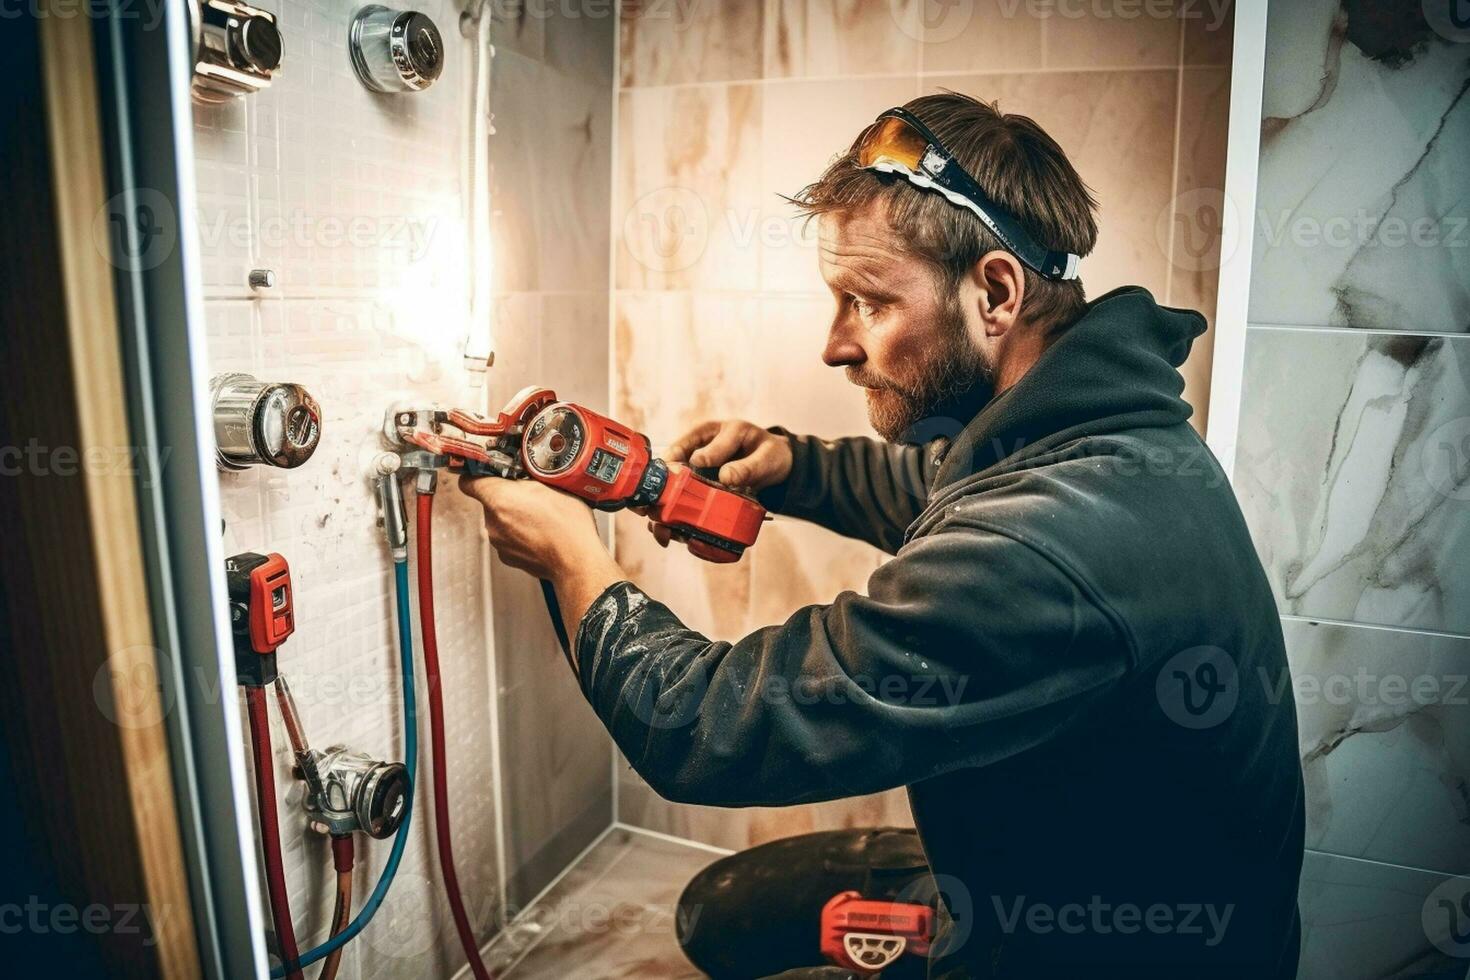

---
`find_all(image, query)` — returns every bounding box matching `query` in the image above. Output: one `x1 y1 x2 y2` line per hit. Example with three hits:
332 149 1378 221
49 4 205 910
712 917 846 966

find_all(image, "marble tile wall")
611 0 1234 851
485 2 618 913
191 1 615 974
1234 1 1470 976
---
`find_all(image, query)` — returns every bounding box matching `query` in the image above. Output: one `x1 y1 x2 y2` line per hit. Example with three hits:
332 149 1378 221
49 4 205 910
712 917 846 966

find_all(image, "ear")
971 250 1026 337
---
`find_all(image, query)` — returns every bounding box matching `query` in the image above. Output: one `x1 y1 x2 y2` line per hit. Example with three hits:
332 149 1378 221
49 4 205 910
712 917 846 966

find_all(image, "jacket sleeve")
575 520 1133 807
758 430 941 554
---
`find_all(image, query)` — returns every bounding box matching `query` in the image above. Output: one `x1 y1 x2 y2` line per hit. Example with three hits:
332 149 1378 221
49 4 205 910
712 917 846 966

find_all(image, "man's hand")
458 475 626 652
666 420 792 492
458 476 601 578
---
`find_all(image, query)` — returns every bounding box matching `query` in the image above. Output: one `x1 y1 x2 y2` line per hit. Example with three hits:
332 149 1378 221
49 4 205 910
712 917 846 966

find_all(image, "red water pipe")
416 489 495 980
316 835 355 980
246 685 304 980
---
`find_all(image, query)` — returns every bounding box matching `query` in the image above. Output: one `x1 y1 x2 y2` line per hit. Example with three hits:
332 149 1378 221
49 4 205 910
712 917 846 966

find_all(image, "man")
462 93 1305 978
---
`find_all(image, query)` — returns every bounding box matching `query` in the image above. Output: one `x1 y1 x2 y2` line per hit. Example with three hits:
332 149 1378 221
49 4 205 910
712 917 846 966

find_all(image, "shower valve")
187 0 283 104
210 373 322 471
349 5 445 93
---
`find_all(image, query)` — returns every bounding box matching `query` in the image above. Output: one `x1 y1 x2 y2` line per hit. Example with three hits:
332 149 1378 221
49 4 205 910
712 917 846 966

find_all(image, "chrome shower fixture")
186 0 283 104
349 5 445 93
210 373 322 471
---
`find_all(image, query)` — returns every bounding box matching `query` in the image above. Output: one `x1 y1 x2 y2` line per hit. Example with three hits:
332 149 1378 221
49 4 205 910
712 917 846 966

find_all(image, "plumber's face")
816 203 991 441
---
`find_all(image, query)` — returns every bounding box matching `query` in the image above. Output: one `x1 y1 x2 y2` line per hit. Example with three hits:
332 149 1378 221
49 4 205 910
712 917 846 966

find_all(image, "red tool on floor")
820 891 936 975
388 385 767 564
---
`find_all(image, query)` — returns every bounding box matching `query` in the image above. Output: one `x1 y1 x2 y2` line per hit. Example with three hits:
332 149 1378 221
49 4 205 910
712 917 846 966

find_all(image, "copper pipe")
317 836 355 980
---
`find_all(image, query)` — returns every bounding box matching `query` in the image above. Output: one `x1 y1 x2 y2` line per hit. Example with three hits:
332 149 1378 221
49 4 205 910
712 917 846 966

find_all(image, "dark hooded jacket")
574 287 1306 978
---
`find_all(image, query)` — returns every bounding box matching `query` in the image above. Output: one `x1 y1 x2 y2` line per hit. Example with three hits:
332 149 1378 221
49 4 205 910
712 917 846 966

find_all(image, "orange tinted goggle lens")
856 115 930 171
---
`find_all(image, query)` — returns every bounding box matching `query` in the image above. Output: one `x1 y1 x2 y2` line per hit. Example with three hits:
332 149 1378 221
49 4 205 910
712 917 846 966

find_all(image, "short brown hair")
792 92 1099 333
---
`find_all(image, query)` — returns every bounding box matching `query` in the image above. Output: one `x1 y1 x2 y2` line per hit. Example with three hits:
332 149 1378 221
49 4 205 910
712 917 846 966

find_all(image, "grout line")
615 63 1185 94
612 821 737 857
608 0 624 832
1248 322 1470 340
1305 847 1460 880
1280 613 1470 643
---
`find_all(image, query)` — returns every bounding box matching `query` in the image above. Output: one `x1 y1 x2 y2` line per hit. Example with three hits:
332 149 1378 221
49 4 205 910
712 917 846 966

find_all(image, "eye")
850 295 878 319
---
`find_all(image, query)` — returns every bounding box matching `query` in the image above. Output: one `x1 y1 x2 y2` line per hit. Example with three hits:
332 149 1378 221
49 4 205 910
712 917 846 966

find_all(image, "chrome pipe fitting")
210 373 322 471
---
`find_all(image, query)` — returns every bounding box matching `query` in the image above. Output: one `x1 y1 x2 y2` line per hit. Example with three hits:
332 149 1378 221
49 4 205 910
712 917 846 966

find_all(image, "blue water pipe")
270 558 418 977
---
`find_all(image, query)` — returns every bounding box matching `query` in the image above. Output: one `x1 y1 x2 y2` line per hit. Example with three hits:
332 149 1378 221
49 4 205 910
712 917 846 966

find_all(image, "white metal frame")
1204 0 1271 481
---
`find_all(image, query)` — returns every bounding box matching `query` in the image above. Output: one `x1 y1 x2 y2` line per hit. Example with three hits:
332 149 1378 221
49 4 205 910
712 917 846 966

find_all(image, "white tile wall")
191 1 614 974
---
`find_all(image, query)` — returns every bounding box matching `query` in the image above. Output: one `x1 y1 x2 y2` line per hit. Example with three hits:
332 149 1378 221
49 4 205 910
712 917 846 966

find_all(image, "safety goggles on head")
855 107 1080 281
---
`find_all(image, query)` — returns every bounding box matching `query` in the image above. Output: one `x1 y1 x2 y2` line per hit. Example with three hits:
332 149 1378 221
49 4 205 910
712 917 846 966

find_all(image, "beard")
849 298 995 442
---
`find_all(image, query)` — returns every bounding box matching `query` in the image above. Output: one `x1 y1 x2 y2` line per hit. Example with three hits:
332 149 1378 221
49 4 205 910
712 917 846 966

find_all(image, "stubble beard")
853 299 995 442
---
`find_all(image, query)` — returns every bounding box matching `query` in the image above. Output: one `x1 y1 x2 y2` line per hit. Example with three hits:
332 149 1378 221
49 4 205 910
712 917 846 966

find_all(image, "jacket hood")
930 286 1206 492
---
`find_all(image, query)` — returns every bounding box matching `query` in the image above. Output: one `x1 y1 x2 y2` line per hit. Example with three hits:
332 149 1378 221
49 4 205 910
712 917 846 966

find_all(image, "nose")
822 314 864 368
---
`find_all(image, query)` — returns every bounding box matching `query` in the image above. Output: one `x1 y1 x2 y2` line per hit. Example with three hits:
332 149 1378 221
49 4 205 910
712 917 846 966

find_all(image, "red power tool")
820 891 935 974
388 386 767 563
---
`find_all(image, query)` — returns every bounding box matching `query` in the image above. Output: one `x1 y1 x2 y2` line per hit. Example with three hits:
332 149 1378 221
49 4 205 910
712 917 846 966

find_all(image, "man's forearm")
548 548 626 671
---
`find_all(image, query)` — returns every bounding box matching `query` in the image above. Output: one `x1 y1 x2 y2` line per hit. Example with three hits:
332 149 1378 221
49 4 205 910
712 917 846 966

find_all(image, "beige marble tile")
540 292 611 413
749 294 875 436
1167 65 1232 436
543 0 618 85
747 520 885 627
764 0 921 78
613 509 754 641
914 0 1046 73
925 69 1179 302
493 557 614 906
619 0 764 87
536 68 614 294
619 766 915 852
1183 0 1234 66
616 85 764 291
1043 0 1185 69
490 0 547 60
486 291 543 414
489 49 547 293
612 291 761 442
759 76 921 295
